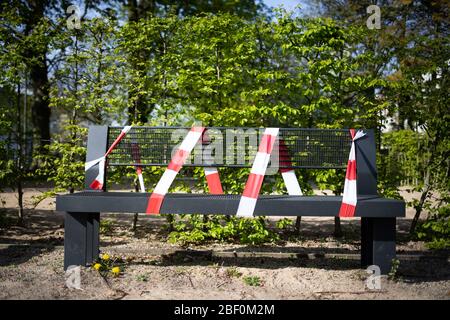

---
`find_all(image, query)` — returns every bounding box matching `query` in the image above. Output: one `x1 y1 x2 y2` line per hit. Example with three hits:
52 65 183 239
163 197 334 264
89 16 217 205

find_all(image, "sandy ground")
0 187 449 300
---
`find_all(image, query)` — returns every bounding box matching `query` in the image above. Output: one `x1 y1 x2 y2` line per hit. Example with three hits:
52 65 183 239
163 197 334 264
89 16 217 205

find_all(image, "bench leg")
64 212 100 270
361 217 396 275
361 217 373 268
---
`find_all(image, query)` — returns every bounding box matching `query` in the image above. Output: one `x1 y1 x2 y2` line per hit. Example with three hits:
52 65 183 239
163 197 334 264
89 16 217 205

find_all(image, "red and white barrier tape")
279 139 302 196
201 129 224 194
146 126 205 214
85 126 132 190
236 128 279 217
338 129 366 217
204 167 224 194
131 140 146 192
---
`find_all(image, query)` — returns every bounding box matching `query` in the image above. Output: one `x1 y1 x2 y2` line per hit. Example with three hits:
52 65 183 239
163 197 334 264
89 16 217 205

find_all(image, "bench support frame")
361 217 396 274
60 127 402 275
63 214 397 275
64 212 100 270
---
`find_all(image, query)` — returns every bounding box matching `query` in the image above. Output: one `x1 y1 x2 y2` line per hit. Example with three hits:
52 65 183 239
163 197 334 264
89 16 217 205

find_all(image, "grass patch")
226 267 242 278
243 275 262 287
100 219 114 235
136 273 150 282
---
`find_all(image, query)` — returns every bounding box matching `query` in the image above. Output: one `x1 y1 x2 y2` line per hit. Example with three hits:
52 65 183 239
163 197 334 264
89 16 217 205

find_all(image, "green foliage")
34 18 127 197
388 258 401 281
226 267 243 278
0 105 16 191
415 204 450 250
136 273 150 282
315 169 344 196
375 130 420 200
243 275 262 287
35 124 87 197
100 219 115 235
94 253 124 277
51 18 126 123
382 130 425 187
276 218 293 230
168 215 279 245
0 6 40 198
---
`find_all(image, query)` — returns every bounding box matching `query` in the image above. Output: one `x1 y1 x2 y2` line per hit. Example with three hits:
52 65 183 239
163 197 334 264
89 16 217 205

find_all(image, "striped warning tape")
130 139 146 192
86 126 304 214
146 126 205 214
339 129 366 217
279 138 302 196
201 129 224 194
204 167 224 194
85 126 132 190
236 128 279 217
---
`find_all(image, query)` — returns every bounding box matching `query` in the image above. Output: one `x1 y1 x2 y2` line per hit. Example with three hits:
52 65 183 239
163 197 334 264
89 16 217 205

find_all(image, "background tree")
0 3 52 223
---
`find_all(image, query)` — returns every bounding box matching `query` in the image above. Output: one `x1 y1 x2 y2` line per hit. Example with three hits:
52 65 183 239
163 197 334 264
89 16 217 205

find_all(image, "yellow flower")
102 253 110 261
111 266 120 276
93 263 102 271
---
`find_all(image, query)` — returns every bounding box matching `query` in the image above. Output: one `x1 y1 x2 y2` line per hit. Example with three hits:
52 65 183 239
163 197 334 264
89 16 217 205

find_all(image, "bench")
56 126 405 274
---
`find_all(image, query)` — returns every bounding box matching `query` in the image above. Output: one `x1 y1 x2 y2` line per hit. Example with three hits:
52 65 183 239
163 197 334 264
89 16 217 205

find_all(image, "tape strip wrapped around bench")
56 192 405 217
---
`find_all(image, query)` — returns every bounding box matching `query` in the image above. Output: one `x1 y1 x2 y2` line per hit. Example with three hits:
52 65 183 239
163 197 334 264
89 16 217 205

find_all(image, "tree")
389 28 449 234
120 0 267 123
312 0 449 239
36 17 126 198
0 3 51 223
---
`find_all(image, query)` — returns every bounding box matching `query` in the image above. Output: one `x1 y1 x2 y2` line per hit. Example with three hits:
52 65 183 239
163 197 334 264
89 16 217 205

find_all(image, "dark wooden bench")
56 126 405 274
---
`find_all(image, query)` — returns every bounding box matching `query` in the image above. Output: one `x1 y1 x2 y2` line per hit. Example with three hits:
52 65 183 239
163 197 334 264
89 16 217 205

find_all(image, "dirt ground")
0 187 449 300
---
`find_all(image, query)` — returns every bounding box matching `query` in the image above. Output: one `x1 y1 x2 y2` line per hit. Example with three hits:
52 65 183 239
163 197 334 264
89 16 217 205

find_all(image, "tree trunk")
30 61 50 149
131 179 139 232
16 79 24 226
127 0 156 21
166 214 175 233
334 217 342 237
128 93 149 124
132 213 139 233
294 216 302 236
410 167 431 235
334 187 343 238
25 1 51 150
17 180 24 225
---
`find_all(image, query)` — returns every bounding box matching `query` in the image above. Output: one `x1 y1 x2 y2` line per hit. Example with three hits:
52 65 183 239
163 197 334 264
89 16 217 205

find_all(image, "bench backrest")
84 126 378 196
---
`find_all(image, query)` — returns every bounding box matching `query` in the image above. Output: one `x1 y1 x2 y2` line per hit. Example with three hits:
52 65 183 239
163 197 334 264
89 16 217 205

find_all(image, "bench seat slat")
56 192 405 217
